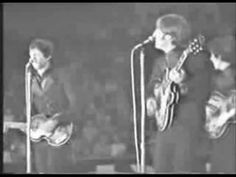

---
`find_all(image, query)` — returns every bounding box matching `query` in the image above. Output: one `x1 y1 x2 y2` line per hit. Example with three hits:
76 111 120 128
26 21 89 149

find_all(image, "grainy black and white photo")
2 3 236 174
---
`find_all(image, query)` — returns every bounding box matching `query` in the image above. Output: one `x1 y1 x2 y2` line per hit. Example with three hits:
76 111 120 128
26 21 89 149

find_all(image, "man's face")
154 28 173 51
29 48 49 70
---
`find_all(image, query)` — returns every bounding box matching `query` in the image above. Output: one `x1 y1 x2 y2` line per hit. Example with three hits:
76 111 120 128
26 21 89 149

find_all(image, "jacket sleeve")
43 73 74 122
183 50 215 103
51 77 75 123
146 56 166 96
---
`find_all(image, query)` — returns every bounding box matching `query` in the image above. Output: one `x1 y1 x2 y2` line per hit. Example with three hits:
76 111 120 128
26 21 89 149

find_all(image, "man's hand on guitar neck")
169 68 186 84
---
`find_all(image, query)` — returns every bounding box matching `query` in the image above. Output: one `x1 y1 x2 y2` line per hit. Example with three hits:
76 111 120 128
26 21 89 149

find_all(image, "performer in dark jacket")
146 14 214 173
28 38 75 173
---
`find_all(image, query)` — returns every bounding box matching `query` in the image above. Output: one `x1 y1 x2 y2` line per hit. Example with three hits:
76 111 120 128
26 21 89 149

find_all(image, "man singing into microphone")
27 38 75 173
146 14 214 173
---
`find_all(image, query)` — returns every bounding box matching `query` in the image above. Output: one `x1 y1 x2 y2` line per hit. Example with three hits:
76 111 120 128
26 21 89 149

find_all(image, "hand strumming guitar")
146 97 157 117
169 68 186 84
39 119 59 133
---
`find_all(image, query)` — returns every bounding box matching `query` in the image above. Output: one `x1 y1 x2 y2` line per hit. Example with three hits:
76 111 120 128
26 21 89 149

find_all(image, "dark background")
3 3 235 173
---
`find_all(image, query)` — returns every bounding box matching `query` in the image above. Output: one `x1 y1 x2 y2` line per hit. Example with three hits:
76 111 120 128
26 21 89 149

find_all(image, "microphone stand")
140 47 146 173
131 45 141 173
131 42 147 174
25 62 32 173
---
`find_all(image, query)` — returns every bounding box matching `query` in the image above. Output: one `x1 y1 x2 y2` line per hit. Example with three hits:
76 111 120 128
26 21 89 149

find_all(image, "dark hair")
29 38 54 58
208 35 235 64
156 14 191 46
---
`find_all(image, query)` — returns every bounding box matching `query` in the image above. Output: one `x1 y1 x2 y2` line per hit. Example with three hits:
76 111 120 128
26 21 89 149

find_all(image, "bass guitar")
4 113 73 147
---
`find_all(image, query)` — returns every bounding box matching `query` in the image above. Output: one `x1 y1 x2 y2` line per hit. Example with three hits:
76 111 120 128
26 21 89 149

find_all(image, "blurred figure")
207 35 236 173
146 14 214 173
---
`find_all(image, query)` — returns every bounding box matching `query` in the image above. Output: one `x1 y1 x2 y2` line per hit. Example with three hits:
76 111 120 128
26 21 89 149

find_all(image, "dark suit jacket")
31 64 73 123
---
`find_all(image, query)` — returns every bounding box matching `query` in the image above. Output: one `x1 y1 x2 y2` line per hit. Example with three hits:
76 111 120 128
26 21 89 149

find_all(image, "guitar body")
4 113 73 147
207 121 228 139
205 113 235 139
165 81 180 129
30 113 73 146
205 90 236 139
30 114 58 142
155 68 180 131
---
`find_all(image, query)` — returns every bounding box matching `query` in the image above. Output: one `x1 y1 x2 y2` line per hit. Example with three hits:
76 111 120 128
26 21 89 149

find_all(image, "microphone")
26 58 34 72
140 35 155 46
134 33 156 50
132 31 157 51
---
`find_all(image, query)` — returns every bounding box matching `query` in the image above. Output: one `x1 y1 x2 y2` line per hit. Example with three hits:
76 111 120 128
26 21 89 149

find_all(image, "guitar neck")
175 49 189 72
173 34 205 72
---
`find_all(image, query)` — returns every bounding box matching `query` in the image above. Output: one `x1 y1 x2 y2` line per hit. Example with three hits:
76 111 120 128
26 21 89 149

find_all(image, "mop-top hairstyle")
156 14 191 46
29 38 54 58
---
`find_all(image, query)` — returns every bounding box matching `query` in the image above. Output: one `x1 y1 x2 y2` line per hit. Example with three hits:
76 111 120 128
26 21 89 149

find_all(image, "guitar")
205 90 236 139
4 113 73 147
147 34 206 132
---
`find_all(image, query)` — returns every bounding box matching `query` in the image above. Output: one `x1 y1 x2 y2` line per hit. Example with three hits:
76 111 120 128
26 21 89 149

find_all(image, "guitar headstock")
188 34 205 55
